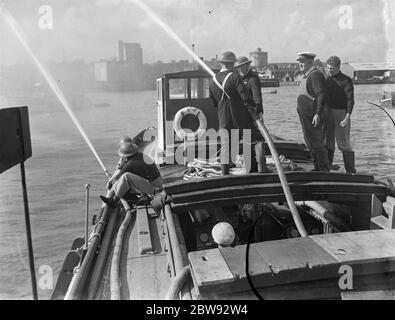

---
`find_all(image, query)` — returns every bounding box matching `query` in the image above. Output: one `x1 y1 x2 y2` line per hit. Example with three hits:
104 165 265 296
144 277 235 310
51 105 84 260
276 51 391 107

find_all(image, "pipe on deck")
255 120 308 237
165 266 191 300
110 200 134 300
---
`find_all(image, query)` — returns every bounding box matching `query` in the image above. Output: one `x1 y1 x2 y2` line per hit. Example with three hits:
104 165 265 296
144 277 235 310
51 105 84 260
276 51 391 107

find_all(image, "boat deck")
119 206 171 300
189 229 395 299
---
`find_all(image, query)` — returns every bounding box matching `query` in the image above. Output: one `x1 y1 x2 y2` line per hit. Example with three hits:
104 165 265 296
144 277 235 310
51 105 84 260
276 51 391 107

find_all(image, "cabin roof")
160 69 218 79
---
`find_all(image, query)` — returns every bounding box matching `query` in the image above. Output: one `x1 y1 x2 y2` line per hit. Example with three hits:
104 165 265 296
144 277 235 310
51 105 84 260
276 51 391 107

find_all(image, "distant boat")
94 102 111 108
380 91 395 107
263 89 277 94
260 78 280 87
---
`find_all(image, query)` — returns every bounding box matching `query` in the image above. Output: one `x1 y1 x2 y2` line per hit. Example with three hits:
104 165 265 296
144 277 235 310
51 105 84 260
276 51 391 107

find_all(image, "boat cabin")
155 69 310 165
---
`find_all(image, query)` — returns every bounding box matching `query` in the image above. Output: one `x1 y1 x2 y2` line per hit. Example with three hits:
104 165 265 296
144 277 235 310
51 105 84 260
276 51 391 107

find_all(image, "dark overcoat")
209 70 262 141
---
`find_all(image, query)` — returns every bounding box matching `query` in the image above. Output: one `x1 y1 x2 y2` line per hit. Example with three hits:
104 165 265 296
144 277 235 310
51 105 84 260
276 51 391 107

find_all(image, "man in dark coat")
208 51 263 175
235 56 271 173
296 52 329 171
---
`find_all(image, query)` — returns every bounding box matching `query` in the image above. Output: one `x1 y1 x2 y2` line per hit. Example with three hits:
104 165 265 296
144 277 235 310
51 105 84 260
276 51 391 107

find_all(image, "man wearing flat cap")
235 56 271 173
209 51 264 175
296 52 329 171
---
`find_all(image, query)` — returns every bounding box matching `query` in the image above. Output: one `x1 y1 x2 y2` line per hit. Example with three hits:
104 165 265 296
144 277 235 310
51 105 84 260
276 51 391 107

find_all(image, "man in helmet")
115 135 133 170
100 142 163 209
209 51 264 175
296 52 329 171
235 56 271 173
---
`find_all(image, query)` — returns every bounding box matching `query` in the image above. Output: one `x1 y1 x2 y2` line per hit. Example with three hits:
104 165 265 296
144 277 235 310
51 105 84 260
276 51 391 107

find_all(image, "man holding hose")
208 51 269 175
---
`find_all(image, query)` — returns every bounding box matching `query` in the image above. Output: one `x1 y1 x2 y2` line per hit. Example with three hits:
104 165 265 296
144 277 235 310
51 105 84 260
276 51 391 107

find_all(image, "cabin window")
169 79 188 99
157 79 162 101
191 78 210 99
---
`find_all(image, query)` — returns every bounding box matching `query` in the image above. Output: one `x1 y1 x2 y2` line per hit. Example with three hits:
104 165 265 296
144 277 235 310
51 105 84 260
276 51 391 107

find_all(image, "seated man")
100 142 163 209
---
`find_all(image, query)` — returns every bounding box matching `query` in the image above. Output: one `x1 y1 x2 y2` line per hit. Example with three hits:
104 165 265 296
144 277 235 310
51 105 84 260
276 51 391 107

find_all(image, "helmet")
219 51 237 63
234 56 252 68
117 142 138 157
118 135 132 145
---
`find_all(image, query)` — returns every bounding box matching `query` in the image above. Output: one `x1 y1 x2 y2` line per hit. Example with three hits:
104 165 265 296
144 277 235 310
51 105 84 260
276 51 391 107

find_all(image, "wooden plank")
371 194 383 218
192 231 395 297
219 245 271 279
311 230 395 263
136 206 153 254
371 216 391 230
128 254 171 300
383 202 395 226
194 238 339 295
252 237 338 272
342 290 395 300
202 272 395 300
188 248 234 286
164 172 375 194
212 239 340 294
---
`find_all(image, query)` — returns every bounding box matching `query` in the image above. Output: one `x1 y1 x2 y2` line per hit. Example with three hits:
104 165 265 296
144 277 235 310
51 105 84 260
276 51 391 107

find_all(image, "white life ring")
173 106 207 140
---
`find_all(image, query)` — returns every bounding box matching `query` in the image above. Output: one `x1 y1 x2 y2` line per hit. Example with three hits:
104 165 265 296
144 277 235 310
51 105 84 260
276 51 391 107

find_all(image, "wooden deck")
120 206 171 300
188 229 395 299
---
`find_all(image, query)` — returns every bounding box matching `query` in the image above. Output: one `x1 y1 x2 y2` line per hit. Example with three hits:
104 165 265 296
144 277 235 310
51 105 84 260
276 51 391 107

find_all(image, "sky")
0 0 394 66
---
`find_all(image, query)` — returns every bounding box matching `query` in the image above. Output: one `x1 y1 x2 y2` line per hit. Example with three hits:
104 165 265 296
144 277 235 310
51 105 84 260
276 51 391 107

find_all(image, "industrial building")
341 62 395 84
262 63 300 81
94 41 144 91
249 48 268 72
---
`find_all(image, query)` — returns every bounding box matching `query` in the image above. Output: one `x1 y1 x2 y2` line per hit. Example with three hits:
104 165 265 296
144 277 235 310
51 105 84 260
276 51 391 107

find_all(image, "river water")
0 84 394 299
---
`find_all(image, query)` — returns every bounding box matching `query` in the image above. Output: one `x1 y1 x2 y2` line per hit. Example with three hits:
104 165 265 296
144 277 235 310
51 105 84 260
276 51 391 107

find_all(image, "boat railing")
63 190 113 300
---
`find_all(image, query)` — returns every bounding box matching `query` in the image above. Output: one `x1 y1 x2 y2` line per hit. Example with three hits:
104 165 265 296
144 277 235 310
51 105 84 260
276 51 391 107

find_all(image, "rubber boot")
342 151 356 174
254 141 272 173
316 147 330 172
100 194 120 209
311 148 329 172
310 150 320 171
221 164 230 175
246 143 258 174
326 148 335 166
